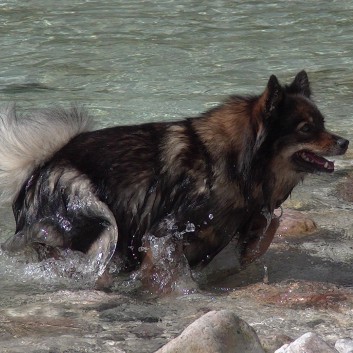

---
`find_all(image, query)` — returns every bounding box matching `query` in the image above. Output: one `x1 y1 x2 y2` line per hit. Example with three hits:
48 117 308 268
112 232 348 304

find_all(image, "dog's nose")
337 138 349 150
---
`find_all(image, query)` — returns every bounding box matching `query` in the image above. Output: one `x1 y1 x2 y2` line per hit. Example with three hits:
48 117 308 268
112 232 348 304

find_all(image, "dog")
0 71 349 291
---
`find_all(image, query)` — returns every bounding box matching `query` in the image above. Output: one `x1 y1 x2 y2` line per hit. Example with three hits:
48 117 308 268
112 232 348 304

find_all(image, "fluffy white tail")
0 105 93 204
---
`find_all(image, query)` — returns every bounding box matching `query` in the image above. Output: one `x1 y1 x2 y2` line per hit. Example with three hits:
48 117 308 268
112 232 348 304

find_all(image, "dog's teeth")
301 152 311 162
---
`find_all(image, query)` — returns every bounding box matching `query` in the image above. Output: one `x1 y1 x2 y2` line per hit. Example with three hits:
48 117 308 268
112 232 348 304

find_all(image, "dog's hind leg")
2 167 118 277
2 205 118 277
81 211 119 276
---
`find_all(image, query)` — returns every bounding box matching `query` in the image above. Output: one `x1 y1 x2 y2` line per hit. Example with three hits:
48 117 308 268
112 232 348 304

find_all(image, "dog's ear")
286 70 311 98
257 74 283 120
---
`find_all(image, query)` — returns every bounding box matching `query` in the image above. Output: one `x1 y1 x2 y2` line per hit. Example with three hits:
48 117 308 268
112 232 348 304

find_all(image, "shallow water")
1 1 353 352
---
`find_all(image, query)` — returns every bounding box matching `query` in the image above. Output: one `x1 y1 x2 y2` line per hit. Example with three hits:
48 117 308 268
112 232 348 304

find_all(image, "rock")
335 338 353 353
276 209 317 238
154 310 265 353
250 281 348 310
275 332 338 353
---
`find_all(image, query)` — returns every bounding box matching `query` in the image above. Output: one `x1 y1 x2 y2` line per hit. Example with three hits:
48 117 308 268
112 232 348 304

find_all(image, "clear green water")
1 1 353 352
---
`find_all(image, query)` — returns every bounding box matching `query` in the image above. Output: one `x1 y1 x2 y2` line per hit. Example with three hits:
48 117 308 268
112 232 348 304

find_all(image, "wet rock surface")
227 281 353 351
1 278 353 353
1 201 353 353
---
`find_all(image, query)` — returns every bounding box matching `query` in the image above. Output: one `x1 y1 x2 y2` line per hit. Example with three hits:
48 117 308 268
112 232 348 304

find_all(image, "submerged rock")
154 310 265 353
275 332 338 353
250 281 349 310
336 173 353 202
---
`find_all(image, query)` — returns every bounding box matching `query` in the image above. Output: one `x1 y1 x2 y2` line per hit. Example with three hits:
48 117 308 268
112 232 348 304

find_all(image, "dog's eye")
299 123 312 133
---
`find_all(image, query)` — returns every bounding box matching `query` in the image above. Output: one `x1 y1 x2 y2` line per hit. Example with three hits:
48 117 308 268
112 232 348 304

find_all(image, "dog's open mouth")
293 150 334 173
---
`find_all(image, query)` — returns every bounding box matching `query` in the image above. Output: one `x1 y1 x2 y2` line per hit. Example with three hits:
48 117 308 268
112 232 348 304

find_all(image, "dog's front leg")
240 213 280 267
139 233 195 294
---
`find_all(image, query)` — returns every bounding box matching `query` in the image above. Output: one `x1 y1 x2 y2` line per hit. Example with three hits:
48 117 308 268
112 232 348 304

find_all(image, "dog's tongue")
299 151 334 172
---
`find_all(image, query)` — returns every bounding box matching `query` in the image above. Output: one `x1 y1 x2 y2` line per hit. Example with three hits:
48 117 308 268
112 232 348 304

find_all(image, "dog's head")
255 71 349 176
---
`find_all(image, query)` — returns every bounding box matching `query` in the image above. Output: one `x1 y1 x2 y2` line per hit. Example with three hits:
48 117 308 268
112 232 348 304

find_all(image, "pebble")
154 310 265 353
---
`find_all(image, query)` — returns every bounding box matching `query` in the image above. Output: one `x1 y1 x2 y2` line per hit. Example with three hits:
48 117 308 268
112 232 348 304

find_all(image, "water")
1 1 353 352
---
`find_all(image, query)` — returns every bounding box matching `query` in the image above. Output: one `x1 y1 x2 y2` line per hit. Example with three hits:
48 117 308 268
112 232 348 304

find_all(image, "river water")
1 1 353 352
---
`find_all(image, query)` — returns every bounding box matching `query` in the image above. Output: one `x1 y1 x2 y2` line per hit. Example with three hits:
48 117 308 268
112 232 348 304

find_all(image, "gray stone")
275 332 338 353
335 338 353 353
154 310 265 353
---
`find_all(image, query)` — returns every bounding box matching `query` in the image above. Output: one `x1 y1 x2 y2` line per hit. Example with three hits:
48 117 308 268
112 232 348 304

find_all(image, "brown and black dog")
0 71 348 290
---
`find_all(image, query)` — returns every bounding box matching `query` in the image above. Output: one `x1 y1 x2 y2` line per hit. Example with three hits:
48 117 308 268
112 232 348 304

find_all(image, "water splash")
135 216 198 293
0 245 104 292
185 221 195 233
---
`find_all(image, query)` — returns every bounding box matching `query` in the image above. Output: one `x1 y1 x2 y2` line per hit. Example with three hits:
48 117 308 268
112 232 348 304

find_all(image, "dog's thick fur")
0 71 349 286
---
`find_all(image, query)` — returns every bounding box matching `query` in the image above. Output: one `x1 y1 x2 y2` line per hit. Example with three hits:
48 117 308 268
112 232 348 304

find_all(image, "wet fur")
0 71 349 284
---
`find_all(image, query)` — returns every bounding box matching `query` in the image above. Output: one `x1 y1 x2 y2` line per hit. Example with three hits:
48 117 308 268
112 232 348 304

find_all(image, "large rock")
154 310 265 353
275 332 338 353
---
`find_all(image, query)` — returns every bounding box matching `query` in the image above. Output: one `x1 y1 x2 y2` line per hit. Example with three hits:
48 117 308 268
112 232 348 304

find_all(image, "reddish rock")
276 209 317 238
234 281 350 311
